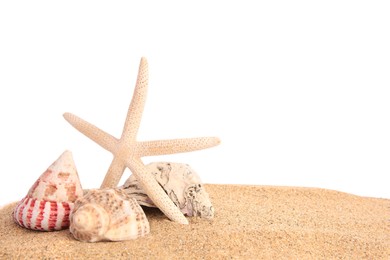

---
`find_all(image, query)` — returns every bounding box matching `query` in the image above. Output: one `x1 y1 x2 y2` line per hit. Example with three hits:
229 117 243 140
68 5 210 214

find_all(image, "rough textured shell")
13 150 83 231
122 162 214 219
70 188 150 242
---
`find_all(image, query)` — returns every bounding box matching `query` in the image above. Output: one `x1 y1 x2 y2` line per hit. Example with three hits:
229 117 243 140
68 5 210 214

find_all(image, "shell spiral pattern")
70 188 150 242
13 150 83 231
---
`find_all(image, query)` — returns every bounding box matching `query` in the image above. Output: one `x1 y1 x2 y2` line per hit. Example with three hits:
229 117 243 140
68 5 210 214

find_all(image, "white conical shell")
13 150 83 231
70 188 150 242
122 162 214 219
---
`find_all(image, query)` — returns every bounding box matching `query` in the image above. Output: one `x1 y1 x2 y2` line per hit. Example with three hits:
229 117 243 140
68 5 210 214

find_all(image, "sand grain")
0 184 389 259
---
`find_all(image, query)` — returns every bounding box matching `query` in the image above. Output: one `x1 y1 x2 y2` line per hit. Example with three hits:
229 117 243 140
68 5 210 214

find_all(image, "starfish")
63 57 220 224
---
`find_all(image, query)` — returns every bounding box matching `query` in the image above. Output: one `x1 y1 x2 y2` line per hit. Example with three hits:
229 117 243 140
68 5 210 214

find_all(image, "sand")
0 184 389 259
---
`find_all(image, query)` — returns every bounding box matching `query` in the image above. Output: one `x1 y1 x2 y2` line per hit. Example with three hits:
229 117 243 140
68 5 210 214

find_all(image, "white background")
1 1 389 206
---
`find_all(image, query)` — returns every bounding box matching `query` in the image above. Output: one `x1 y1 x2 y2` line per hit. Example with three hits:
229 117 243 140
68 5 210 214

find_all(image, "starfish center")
115 141 137 160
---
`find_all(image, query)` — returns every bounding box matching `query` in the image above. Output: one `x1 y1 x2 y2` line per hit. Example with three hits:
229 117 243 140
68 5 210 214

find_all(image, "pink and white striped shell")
13 150 83 231
122 162 214 219
70 188 150 242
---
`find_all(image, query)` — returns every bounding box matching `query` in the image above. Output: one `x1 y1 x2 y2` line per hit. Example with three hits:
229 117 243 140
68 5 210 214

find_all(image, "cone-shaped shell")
122 162 214 219
26 150 83 202
70 188 150 242
13 150 83 231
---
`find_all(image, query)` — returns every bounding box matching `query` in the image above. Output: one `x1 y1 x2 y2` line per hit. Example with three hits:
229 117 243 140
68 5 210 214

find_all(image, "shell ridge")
70 189 150 242
22 198 33 228
26 198 36 229
30 198 41 229
13 198 27 227
61 202 72 229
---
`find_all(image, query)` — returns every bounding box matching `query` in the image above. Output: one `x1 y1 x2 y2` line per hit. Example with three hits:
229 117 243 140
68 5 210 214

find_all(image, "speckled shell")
122 162 214 219
70 188 150 242
13 150 83 231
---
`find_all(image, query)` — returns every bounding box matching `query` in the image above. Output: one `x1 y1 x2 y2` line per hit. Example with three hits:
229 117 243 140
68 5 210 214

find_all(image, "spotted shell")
122 162 214 219
13 150 83 231
70 188 150 242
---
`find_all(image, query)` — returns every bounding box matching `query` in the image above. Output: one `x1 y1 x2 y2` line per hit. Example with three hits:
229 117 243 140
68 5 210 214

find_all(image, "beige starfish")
63 57 220 224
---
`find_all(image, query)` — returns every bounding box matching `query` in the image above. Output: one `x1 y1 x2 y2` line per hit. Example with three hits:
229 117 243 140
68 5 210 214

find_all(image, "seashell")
70 188 150 242
122 162 214 219
13 150 83 231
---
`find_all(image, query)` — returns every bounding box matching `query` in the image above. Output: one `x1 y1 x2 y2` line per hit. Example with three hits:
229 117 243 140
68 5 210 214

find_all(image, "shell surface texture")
13 150 83 231
122 162 214 219
70 188 150 242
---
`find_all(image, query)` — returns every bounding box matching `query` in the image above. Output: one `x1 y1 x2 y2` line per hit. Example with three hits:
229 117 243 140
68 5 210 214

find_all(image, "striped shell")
13 197 73 231
13 150 83 231
122 162 214 219
70 188 150 242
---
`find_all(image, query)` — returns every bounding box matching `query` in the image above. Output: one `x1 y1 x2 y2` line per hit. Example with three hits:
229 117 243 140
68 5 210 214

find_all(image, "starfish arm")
100 156 126 188
121 57 149 142
136 137 221 156
63 112 118 152
127 158 189 224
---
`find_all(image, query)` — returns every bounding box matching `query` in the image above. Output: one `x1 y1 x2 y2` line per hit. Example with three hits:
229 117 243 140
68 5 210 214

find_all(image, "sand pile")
0 184 389 259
